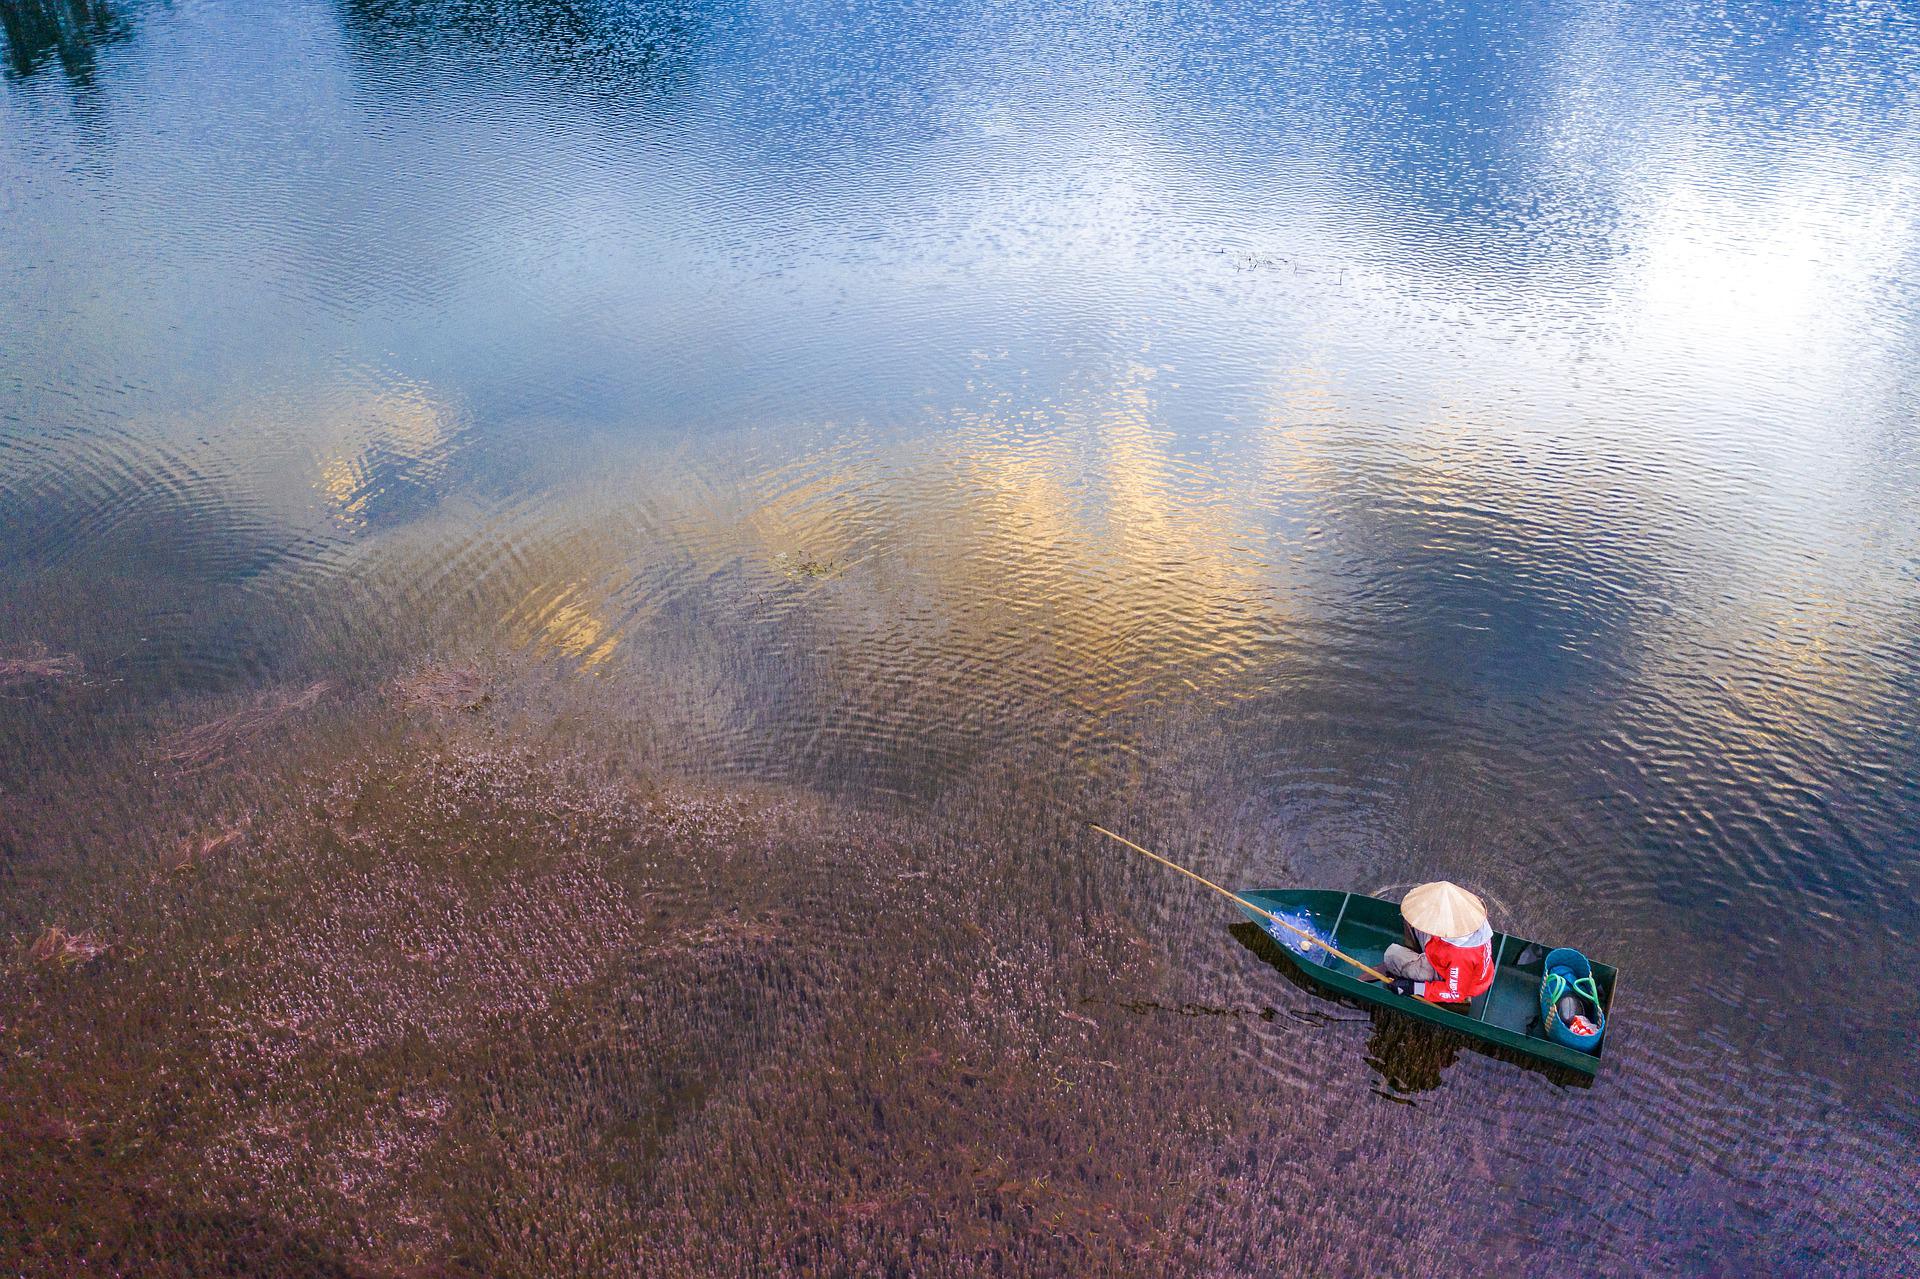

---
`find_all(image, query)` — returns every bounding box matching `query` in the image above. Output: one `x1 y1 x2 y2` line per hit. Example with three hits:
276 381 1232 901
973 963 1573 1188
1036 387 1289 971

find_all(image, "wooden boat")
1236 888 1618 1076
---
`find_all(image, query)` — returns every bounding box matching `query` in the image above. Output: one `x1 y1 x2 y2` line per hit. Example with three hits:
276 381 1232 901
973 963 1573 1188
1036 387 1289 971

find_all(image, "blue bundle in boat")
1265 907 1336 966
1539 946 1606 1052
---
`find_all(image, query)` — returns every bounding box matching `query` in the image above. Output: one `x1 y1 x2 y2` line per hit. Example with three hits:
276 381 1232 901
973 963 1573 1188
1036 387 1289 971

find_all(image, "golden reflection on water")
337 350 1323 752
316 452 374 521
513 581 622 668
312 381 457 529
930 360 1279 677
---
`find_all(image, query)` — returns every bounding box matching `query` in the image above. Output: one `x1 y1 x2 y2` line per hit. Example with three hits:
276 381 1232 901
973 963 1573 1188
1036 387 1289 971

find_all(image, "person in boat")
1378 881 1495 1007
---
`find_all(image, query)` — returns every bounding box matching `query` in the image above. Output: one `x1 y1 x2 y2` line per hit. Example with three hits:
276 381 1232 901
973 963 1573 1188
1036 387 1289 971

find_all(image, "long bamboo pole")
1089 824 1394 985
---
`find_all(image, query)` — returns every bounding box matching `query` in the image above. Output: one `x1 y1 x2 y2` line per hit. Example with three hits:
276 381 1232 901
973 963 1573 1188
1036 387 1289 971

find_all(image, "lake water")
4 1 1918 1274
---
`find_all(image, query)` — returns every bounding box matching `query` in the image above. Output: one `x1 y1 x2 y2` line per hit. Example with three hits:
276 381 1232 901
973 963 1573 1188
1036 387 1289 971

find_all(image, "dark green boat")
1236 888 1618 1076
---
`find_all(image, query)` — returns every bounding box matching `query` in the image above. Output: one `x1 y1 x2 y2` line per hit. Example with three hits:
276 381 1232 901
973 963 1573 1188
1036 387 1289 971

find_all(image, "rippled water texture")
4 0 1919 1274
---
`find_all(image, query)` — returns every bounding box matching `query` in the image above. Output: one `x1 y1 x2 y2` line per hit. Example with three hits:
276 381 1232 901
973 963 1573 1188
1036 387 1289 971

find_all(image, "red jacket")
1409 922 1495 1005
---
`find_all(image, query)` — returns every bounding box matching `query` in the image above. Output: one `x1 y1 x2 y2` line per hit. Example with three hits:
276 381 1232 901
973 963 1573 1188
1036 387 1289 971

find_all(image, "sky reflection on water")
4 0 1920 1272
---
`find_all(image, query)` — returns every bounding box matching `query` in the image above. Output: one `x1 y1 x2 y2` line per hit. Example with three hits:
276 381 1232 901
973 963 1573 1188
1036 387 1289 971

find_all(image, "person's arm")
1390 939 1469 1003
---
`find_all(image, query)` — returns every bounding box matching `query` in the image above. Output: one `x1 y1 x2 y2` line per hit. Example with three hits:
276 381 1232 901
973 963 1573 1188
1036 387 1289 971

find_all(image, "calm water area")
4 0 1919 1274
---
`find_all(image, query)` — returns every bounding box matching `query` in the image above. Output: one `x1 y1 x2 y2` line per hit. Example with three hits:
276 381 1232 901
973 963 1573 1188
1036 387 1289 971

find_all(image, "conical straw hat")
1402 881 1487 938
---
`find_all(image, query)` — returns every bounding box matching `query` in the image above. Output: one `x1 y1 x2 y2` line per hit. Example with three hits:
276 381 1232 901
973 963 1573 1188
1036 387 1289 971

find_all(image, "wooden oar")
1089 824 1394 984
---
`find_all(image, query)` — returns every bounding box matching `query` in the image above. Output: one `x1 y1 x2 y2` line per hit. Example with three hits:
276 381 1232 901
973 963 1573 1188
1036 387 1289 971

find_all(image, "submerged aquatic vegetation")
1 676 1914 1277
0 682 1218 1274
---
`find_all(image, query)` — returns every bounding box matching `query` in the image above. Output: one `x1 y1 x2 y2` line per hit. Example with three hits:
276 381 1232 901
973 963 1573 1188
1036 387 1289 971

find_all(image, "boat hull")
1237 889 1617 1076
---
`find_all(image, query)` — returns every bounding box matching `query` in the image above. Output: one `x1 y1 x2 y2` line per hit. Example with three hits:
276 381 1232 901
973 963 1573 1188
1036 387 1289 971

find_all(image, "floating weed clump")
388 664 493 715
26 924 110 966
153 680 331 773
160 827 246 876
0 646 83 691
